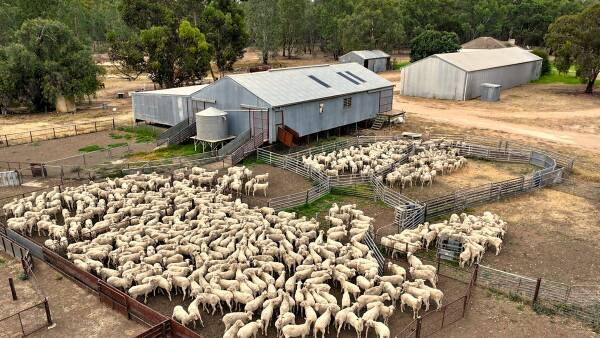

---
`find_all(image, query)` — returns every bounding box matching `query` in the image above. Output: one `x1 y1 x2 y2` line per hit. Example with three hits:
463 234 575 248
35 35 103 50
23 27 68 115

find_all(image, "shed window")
319 103 325 114
343 97 352 109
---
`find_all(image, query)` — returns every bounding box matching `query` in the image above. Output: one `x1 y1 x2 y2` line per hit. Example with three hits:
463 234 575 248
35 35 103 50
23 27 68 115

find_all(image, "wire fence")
477 265 600 331
0 117 130 147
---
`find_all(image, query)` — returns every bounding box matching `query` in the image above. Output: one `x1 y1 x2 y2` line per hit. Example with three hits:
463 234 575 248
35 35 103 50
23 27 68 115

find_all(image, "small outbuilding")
339 50 391 73
399 47 542 101
132 85 209 126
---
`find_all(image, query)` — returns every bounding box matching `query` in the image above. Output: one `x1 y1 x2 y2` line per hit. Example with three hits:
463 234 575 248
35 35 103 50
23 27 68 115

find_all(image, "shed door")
379 89 393 113
251 110 269 142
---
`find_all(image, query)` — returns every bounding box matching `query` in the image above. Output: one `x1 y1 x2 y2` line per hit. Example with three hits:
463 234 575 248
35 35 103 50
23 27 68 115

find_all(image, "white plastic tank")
196 107 228 140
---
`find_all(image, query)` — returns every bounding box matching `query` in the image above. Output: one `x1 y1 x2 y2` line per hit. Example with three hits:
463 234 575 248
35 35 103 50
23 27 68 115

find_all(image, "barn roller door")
379 88 393 113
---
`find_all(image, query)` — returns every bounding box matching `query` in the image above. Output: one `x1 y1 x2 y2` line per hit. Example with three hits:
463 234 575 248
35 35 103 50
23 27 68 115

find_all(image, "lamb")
252 182 269 197
128 280 158 303
281 319 313 338
365 320 390 338
254 173 269 183
275 312 296 336
402 282 431 311
409 266 437 288
416 280 444 310
237 319 263 338
223 320 245 338
400 293 423 319
223 312 253 331
313 305 333 338
172 305 201 328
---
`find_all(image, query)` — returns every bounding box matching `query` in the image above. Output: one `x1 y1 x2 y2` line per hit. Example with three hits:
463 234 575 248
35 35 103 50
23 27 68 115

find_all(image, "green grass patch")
18 272 29 281
78 144 104 152
242 154 266 167
393 60 411 70
108 142 128 149
117 125 161 143
533 64 599 85
109 132 133 140
126 143 199 161
287 193 346 219
0 257 5 267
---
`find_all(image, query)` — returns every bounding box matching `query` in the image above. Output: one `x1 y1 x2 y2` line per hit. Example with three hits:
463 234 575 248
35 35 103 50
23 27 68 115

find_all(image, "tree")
199 0 249 72
277 0 308 58
315 0 354 60
545 4 600 94
244 0 280 64
139 20 213 88
410 29 460 62
341 0 406 52
106 31 145 80
0 19 104 112
531 48 551 76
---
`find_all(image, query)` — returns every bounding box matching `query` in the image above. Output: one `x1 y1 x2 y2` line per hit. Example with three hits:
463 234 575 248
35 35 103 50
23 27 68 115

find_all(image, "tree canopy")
410 30 461 62
545 4 600 93
0 18 104 111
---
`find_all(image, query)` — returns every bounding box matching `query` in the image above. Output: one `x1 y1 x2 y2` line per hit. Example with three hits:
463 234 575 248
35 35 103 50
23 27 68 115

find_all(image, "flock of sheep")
301 140 412 177
381 212 506 267
383 148 468 190
216 166 271 197
2 168 451 338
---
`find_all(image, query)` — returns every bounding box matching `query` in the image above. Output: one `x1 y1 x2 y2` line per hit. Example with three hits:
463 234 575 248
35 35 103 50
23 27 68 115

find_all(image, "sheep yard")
2 130 596 337
2 163 479 338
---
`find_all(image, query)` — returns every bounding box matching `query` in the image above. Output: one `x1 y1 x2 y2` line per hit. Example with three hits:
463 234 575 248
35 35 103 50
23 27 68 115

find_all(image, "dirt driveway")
379 70 600 153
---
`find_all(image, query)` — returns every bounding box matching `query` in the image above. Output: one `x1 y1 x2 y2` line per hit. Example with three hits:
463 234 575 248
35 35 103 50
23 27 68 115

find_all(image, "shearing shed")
399 47 542 101
132 85 209 126
339 50 391 73
192 63 394 144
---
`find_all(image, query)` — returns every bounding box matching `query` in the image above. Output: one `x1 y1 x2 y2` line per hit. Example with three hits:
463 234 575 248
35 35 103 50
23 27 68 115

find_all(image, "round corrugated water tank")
196 107 229 140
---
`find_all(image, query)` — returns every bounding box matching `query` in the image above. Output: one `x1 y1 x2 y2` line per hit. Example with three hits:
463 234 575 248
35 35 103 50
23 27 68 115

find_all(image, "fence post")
53 128 56 139
415 316 422 338
44 297 53 326
74 124 78 135
306 190 309 205
9 277 17 300
436 252 441 274
532 277 542 307
4 134 8 146
112 117 116 129
29 131 33 143
94 122 98 132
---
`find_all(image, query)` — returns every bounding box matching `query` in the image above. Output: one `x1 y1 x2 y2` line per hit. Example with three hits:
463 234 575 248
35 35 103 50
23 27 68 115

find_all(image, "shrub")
532 49 551 76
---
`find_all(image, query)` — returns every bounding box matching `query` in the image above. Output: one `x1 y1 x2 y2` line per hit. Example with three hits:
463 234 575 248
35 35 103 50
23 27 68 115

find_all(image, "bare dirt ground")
0 253 144 338
381 70 600 153
393 159 535 201
437 287 599 338
240 164 314 207
466 189 600 284
0 130 155 163
0 75 153 136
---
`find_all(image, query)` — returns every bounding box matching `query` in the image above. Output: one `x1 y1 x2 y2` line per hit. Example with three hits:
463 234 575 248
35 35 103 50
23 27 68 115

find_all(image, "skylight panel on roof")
308 75 331 88
336 72 360 85
345 71 366 83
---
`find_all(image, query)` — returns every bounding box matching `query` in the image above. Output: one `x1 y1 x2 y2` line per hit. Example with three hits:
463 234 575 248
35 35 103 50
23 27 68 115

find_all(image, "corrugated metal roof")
226 63 393 107
461 37 515 49
196 107 227 116
344 50 390 60
134 84 208 96
435 47 541 72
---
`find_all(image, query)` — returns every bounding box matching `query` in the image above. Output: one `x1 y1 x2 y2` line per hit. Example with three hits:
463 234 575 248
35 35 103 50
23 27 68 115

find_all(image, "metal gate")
0 171 20 187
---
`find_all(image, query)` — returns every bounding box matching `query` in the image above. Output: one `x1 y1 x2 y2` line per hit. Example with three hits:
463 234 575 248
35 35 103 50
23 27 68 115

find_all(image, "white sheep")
400 293 423 319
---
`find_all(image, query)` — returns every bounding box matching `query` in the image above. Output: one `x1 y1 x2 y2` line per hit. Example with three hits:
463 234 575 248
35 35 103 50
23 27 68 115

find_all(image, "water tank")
480 83 502 102
196 107 229 140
